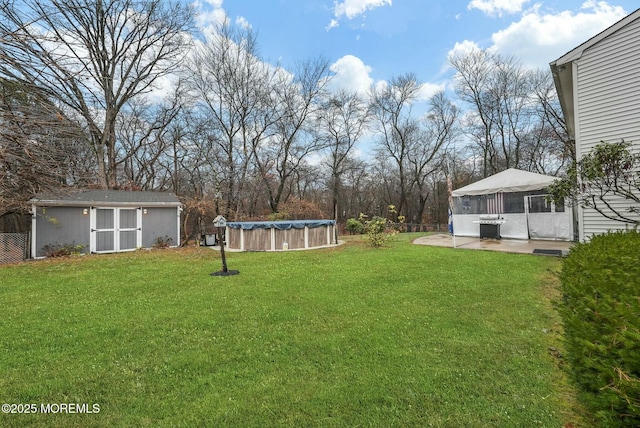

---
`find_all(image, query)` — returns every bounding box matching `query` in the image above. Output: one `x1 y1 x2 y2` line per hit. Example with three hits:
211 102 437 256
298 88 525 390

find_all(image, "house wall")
574 16 640 239
34 206 90 257
141 207 180 248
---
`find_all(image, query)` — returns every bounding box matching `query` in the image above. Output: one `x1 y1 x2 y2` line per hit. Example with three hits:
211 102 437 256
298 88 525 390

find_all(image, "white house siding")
582 200 639 238
574 16 640 240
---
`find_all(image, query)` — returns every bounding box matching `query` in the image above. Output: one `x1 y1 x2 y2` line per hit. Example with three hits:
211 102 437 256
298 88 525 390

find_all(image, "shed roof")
452 168 558 197
30 190 181 207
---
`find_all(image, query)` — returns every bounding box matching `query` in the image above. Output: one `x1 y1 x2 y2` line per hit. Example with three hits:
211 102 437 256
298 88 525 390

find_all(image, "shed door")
118 208 141 251
93 208 115 252
91 208 142 253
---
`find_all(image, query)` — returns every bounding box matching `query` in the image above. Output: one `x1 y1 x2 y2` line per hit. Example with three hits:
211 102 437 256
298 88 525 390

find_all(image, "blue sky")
194 0 637 99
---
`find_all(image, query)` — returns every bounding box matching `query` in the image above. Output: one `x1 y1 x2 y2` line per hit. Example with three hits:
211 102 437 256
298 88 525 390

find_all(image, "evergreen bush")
345 217 364 235
559 230 640 427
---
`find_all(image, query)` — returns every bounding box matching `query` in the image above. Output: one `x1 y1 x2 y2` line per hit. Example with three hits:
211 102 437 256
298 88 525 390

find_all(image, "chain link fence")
0 233 30 264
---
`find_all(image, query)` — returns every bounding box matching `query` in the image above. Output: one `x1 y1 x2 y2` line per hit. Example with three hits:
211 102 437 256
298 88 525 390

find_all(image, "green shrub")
559 230 640 427
358 206 403 248
42 242 84 257
362 215 390 247
345 217 364 235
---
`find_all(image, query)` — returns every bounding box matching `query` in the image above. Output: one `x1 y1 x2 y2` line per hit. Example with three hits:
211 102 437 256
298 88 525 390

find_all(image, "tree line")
0 0 571 239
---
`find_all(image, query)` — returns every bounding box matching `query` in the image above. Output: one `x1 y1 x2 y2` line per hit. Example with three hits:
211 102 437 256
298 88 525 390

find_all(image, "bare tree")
0 0 194 188
117 84 186 190
450 49 556 177
315 90 370 222
348 160 373 218
448 49 496 177
187 20 276 218
367 153 398 218
528 69 573 173
0 78 88 222
406 91 458 223
369 73 422 219
252 57 332 214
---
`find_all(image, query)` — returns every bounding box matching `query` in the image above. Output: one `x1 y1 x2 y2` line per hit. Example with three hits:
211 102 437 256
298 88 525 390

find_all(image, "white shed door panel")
91 208 142 253
94 208 115 252
118 209 139 251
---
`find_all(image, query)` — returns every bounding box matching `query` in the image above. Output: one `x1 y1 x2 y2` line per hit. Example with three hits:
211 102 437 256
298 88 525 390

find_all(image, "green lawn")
0 234 585 427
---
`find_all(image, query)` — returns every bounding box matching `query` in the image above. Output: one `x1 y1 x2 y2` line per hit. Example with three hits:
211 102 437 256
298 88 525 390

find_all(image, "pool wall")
226 220 337 251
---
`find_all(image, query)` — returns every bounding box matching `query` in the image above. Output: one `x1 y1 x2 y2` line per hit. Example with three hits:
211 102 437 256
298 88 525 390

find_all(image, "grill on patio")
472 214 507 239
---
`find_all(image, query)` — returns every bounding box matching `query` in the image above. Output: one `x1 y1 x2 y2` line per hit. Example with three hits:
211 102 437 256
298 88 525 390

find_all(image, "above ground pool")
225 220 337 251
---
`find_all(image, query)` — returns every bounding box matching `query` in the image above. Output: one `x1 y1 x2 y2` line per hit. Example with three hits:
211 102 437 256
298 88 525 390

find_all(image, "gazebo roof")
452 169 558 197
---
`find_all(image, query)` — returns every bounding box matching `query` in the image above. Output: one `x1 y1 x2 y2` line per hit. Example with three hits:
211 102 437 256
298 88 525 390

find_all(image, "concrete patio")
413 233 574 256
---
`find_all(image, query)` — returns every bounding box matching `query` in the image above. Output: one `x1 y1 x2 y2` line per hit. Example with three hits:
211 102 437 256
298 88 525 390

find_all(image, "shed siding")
35 206 90 257
141 207 180 248
575 16 640 239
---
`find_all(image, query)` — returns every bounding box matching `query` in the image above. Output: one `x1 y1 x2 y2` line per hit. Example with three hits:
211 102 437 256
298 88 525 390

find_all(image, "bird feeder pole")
210 215 239 276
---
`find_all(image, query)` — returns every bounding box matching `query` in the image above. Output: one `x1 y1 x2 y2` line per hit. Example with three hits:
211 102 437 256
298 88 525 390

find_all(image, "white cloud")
447 40 481 60
489 1 628 68
326 19 339 31
328 55 375 94
235 16 252 30
334 0 392 19
327 0 392 30
193 0 227 33
467 0 531 17
417 82 445 101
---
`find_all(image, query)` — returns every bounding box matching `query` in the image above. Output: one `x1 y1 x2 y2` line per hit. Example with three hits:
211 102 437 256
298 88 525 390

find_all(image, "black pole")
218 226 228 273
210 223 239 276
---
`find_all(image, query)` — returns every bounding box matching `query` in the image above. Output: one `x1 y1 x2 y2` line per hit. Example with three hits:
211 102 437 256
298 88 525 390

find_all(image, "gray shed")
30 190 181 258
